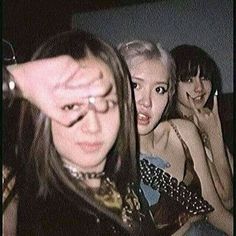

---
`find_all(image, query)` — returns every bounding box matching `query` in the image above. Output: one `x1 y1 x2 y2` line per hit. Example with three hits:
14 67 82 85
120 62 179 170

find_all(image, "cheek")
102 110 120 141
153 95 168 115
177 85 189 100
51 122 71 155
204 81 212 93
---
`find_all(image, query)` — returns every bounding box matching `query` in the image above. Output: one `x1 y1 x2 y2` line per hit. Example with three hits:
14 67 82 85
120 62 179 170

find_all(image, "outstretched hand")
8 56 112 126
187 92 221 135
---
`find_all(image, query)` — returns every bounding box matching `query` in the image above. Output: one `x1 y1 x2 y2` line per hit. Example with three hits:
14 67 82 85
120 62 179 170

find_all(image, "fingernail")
214 90 218 96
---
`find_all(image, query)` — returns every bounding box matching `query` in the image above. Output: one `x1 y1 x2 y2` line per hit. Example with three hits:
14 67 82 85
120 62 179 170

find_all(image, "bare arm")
181 122 233 236
189 95 233 209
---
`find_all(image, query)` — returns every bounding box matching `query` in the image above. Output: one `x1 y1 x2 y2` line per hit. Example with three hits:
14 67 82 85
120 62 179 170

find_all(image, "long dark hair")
19 30 138 197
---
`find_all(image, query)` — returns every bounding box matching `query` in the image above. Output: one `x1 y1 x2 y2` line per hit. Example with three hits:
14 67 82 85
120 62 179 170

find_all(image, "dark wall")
72 0 233 94
3 0 72 62
3 0 158 61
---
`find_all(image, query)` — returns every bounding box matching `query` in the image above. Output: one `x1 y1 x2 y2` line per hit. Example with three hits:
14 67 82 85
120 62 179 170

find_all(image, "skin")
131 59 169 136
176 68 233 210
3 54 120 233
176 68 212 116
129 59 233 235
51 55 120 188
8 55 113 127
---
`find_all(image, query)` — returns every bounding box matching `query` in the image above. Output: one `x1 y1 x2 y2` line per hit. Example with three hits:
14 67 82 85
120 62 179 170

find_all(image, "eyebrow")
131 76 168 86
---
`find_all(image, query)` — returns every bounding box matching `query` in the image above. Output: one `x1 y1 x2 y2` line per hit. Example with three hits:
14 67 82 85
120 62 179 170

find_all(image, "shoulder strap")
168 120 197 186
168 120 192 162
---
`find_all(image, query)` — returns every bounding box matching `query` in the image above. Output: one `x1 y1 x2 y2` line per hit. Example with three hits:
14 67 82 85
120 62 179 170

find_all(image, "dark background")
3 0 162 62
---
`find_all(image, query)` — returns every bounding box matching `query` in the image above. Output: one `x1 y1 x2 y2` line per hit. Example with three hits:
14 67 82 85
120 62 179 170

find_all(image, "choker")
178 110 193 121
63 162 105 180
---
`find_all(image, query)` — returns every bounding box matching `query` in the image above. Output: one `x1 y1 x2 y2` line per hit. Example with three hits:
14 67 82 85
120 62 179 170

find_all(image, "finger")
59 106 88 127
212 94 219 114
55 81 113 107
64 67 103 88
187 93 199 115
88 78 113 97
93 97 109 113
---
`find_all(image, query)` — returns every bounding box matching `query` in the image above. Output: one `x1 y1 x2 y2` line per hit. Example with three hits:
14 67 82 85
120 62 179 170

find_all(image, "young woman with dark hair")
3 31 156 236
170 45 233 211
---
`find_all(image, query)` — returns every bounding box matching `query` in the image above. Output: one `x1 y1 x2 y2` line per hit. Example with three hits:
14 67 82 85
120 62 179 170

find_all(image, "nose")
81 109 101 134
194 78 204 93
138 90 152 108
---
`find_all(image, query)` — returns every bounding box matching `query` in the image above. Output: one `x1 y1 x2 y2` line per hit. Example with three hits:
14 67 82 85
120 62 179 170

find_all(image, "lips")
78 142 103 153
193 94 205 103
137 112 150 125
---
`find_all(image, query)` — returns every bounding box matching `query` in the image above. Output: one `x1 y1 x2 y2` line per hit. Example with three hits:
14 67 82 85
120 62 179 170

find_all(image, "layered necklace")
63 162 105 180
63 162 142 228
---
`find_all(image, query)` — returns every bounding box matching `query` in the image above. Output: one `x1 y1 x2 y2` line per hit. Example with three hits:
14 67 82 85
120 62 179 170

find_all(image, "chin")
138 126 153 136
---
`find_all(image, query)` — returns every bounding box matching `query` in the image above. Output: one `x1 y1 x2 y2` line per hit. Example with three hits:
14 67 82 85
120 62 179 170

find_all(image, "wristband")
3 66 22 106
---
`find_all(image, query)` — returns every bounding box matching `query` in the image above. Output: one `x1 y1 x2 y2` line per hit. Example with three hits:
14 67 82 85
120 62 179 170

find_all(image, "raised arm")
188 94 233 210
182 122 233 235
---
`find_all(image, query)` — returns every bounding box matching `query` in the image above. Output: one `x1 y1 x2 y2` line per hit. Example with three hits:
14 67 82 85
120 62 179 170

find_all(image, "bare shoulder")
168 119 200 141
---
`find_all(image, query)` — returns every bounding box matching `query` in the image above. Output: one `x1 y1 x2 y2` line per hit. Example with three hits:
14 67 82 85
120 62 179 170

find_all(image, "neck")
176 101 193 118
62 158 105 188
139 131 155 153
139 123 169 154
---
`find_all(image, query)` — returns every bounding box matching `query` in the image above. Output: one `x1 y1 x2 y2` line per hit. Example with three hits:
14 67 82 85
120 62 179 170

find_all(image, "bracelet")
3 66 21 106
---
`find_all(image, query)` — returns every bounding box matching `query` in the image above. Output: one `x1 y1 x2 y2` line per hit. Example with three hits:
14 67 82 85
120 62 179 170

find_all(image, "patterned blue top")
139 153 170 206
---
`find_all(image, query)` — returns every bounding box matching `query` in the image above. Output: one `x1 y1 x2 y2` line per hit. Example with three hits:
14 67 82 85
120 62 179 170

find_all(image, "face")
176 67 212 114
51 55 120 173
130 58 169 136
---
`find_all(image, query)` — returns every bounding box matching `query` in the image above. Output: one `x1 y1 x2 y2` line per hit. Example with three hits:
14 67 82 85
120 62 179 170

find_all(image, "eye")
155 86 167 94
186 78 193 83
63 104 80 111
131 81 140 89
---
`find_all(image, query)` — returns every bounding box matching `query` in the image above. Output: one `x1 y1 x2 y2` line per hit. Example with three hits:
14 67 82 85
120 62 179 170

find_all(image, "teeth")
138 113 148 120
195 96 203 101
138 113 147 118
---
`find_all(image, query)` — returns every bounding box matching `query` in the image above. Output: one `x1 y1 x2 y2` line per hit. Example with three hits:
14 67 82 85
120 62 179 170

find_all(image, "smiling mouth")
78 142 103 153
137 113 150 125
193 94 205 102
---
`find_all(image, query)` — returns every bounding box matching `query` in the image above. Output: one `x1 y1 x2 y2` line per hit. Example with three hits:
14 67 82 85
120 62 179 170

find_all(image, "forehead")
131 58 169 83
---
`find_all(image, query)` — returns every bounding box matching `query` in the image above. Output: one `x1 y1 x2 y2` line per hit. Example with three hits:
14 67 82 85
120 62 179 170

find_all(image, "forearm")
208 131 233 197
207 162 233 210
